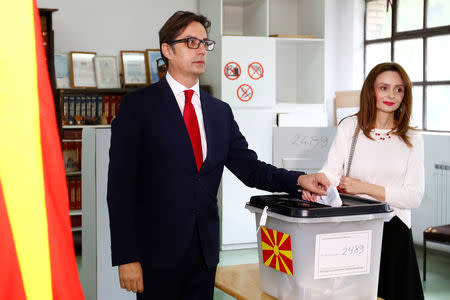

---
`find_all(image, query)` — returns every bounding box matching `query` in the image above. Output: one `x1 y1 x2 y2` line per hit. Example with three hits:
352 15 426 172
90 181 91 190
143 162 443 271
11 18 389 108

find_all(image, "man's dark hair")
159 11 211 67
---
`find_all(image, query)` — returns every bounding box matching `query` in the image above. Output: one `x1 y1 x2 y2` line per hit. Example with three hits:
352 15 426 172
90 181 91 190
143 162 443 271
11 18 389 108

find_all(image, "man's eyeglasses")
169 37 215 51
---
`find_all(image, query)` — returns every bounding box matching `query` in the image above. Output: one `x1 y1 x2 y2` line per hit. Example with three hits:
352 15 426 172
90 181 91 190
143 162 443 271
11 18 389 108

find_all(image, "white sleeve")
385 133 424 209
320 120 352 187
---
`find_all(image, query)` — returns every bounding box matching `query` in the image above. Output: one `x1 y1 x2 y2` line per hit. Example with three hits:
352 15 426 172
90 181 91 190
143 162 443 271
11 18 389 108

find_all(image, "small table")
215 263 383 300
215 263 275 300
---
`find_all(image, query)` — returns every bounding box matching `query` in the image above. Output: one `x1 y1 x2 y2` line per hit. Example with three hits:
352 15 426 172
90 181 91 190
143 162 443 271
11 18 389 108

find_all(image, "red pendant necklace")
373 128 394 140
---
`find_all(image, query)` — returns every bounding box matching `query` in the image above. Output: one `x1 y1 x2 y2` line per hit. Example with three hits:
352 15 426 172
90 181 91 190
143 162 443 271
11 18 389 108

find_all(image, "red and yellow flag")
261 226 294 276
0 1 84 299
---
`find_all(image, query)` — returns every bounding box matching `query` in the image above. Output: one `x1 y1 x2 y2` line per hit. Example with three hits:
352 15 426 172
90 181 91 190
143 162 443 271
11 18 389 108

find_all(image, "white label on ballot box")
314 230 372 279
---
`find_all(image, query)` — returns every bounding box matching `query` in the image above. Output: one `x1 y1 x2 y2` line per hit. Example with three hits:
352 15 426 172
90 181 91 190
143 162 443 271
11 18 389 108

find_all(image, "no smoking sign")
237 84 253 102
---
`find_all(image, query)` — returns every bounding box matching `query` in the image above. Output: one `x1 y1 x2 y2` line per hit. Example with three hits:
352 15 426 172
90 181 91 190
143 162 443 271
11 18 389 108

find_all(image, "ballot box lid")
248 194 391 218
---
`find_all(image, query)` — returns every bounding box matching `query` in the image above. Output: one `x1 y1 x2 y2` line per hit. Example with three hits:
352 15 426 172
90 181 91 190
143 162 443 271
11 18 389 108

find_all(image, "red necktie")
183 89 203 170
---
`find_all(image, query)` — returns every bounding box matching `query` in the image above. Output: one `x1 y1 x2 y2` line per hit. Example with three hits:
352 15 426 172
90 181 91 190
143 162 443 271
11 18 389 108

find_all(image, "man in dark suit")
107 10 329 300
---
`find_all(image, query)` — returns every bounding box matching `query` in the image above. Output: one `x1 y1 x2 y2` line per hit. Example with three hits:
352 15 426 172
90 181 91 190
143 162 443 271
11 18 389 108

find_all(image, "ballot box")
245 194 394 300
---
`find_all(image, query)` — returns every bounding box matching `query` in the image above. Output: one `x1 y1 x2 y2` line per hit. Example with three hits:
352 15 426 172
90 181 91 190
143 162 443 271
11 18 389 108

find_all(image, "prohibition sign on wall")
248 62 264 80
237 84 253 102
224 61 241 80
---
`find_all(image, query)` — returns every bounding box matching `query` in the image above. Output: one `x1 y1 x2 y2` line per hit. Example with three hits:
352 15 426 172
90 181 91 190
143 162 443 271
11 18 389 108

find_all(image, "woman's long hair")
357 62 413 147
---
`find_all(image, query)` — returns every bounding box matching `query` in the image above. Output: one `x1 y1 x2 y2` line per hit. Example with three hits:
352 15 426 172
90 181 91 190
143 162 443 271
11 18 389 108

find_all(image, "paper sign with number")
314 230 372 279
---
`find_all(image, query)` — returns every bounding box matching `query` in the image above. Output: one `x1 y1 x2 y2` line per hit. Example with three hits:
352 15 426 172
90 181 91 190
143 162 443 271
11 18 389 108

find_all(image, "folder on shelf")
75 95 82 118
63 142 80 172
80 95 86 119
86 95 92 118
68 95 75 123
96 95 103 119
91 95 97 118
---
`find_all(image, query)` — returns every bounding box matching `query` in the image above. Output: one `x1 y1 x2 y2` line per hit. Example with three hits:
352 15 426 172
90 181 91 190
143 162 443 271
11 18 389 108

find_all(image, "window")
364 0 450 131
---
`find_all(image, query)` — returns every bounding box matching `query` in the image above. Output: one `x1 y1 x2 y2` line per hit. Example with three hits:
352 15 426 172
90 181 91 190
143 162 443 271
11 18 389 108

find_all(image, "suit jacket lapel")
199 90 213 173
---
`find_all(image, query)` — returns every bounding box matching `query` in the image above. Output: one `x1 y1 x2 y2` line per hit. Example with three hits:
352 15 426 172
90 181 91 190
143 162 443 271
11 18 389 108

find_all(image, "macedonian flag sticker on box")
261 226 294 276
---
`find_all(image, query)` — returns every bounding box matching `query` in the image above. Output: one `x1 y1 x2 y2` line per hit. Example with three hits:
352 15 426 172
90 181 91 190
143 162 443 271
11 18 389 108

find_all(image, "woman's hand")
339 176 386 202
338 176 363 195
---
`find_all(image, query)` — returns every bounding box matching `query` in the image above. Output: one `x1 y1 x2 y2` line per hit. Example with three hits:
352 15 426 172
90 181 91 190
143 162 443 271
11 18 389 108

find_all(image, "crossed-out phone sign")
224 62 241 80
237 84 253 102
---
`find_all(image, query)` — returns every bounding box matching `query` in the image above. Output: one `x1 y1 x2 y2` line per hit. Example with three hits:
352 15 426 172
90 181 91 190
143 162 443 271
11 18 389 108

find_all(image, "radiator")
433 163 450 225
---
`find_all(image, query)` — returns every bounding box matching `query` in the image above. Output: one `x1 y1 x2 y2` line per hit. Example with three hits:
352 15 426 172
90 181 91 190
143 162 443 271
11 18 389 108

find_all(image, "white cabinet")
269 0 324 38
271 0 326 107
199 0 328 249
81 127 133 300
221 111 275 249
223 0 268 36
276 39 324 104
201 0 326 106
221 36 276 107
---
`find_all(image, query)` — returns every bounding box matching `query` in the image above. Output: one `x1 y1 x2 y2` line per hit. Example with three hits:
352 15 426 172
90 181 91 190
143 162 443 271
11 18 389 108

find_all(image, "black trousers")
377 216 424 300
136 225 217 300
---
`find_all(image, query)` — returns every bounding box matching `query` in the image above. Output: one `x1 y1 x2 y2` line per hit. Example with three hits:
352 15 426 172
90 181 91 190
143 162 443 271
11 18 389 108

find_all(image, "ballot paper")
317 186 342 207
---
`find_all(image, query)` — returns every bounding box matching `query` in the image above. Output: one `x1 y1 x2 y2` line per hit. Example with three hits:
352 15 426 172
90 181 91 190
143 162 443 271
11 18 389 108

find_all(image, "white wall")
412 134 450 253
325 0 365 126
37 0 198 57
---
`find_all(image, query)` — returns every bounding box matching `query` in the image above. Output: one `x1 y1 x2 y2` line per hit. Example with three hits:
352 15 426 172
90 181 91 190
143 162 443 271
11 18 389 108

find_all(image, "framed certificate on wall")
120 50 148 86
94 56 121 88
146 49 166 84
70 51 97 88
54 53 71 88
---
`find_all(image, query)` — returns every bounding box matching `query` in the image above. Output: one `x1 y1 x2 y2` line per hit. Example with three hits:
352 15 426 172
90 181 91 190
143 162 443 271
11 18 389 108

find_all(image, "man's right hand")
118 262 144 293
297 173 329 196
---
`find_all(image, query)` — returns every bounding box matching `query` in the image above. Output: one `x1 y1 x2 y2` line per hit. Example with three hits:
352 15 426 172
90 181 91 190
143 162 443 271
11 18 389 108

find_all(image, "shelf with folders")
39 8 59 128
62 128 83 243
56 88 136 127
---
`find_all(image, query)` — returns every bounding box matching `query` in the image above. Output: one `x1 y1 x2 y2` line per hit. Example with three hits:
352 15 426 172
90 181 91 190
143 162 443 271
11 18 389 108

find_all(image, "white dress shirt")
165 72 207 161
320 116 424 228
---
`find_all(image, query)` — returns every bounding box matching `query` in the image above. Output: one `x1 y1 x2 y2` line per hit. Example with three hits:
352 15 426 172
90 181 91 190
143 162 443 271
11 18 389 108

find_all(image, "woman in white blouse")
304 62 424 300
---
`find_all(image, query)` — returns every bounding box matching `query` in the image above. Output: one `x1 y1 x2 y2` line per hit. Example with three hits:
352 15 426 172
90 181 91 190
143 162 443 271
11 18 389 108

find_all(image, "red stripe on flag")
280 252 293 275
279 234 292 251
278 257 287 274
0 181 27 300
32 1 84 299
261 228 273 246
269 255 277 269
262 250 273 263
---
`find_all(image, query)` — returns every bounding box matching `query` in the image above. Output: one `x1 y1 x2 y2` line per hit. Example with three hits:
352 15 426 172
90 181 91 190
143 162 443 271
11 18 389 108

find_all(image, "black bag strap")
346 123 360 177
